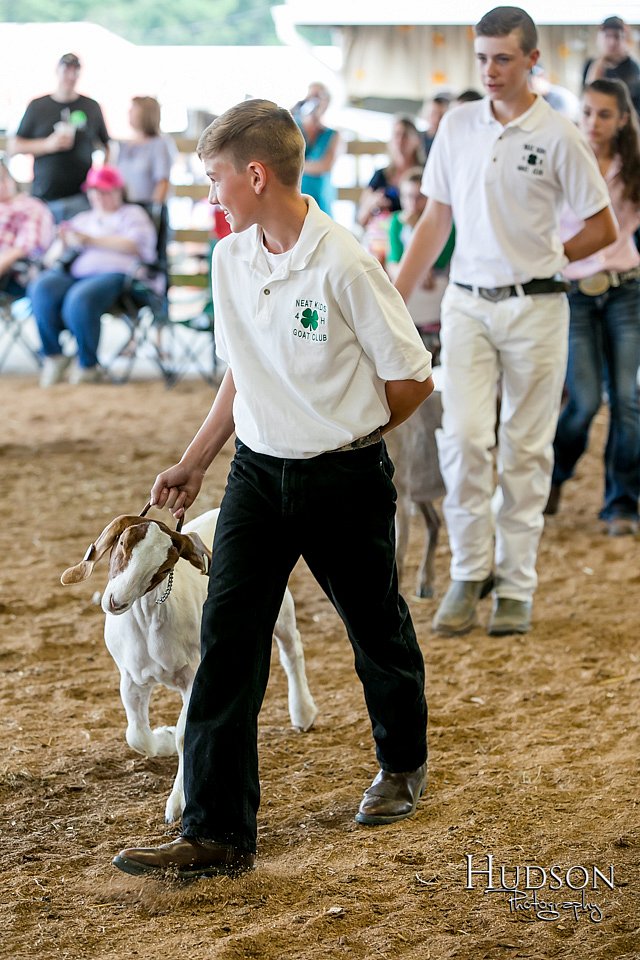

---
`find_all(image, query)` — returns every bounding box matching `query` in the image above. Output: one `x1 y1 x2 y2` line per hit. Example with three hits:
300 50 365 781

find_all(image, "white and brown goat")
386 387 444 599
61 508 318 822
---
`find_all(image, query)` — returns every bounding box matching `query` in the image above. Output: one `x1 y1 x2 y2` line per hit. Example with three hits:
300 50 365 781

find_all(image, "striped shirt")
0 193 55 259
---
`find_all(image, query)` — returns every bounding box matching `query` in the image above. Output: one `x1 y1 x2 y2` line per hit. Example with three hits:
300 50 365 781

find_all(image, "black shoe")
355 762 427 825
606 517 639 537
113 835 255 879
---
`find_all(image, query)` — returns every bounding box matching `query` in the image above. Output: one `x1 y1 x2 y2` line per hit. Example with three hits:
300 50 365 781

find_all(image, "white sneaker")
39 354 72 388
69 363 108 385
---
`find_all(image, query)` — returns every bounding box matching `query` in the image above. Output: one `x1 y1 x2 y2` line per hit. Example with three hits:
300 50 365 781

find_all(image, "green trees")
0 0 282 44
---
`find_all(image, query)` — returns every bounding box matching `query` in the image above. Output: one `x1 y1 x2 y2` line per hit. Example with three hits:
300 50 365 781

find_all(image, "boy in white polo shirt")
396 5 616 639
113 99 434 880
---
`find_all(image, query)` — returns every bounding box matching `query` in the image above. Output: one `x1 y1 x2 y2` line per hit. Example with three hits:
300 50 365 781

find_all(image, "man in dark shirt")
11 53 110 223
583 16 640 115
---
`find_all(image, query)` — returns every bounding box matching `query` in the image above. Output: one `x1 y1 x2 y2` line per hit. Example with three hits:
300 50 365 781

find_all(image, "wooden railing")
0 134 385 288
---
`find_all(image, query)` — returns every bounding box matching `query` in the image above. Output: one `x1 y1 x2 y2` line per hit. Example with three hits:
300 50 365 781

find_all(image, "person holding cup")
10 53 110 223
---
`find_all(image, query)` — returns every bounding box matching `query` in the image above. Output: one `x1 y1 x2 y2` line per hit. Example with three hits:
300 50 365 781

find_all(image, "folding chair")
161 234 221 387
0 264 42 374
166 305 219 386
100 203 176 385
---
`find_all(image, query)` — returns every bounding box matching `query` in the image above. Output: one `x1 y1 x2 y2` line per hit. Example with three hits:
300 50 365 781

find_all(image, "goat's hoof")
291 703 318 733
414 586 435 601
164 794 184 823
151 725 178 757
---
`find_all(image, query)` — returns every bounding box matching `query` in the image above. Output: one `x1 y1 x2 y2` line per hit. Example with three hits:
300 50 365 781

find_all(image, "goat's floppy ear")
60 515 142 585
171 530 212 575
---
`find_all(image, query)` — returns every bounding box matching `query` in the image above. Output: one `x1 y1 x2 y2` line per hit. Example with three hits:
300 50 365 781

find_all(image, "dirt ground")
1 374 638 960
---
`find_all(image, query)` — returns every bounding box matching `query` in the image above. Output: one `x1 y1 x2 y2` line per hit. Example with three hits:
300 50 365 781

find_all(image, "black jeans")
181 438 428 853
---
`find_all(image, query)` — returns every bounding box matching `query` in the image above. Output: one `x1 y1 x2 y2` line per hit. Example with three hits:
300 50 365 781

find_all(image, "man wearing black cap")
583 17 640 114
10 54 110 223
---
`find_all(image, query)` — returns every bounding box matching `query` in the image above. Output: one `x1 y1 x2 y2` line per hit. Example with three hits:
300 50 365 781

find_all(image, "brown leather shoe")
113 835 256 879
355 762 427 825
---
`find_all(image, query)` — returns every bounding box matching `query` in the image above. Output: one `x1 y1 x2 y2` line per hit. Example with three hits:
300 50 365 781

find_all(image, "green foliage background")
0 0 333 44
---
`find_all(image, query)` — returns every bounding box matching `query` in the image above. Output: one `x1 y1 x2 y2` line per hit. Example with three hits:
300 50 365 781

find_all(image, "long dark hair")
584 79 640 205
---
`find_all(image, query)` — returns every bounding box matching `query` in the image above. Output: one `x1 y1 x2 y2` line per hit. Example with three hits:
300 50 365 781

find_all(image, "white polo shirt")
422 95 610 287
213 196 432 459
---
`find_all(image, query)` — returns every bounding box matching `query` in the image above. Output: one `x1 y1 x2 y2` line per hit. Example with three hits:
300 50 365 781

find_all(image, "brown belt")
576 267 640 296
333 428 382 453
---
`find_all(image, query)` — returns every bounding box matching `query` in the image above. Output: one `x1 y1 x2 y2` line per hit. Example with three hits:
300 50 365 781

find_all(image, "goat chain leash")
154 568 174 604
139 501 184 604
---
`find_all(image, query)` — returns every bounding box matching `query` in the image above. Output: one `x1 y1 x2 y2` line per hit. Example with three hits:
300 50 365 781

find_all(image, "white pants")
437 283 569 601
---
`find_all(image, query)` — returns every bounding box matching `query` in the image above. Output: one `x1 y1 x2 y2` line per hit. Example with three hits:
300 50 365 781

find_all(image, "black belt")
455 278 569 301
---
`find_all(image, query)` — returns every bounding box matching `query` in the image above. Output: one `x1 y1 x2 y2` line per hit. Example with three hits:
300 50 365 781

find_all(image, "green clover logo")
300 308 319 331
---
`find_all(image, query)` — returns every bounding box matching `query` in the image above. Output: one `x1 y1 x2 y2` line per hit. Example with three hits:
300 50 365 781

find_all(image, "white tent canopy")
273 1 640 102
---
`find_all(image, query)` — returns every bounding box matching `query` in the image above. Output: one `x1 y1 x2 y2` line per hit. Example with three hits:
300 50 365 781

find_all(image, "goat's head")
60 515 211 615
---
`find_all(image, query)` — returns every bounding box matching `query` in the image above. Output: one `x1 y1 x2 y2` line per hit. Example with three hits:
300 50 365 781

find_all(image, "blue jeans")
552 280 640 520
181 438 428 853
29 269 126 368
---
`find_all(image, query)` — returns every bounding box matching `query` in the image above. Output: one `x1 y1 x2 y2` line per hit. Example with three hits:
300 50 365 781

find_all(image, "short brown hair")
131 96 162 137
197 99 305 187
475 6 538 54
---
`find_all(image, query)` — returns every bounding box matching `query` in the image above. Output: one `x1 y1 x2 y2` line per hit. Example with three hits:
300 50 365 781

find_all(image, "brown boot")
355 762 427 825
113 835 256 879
487 598 532 636
544 484 561 515
432 576 493 636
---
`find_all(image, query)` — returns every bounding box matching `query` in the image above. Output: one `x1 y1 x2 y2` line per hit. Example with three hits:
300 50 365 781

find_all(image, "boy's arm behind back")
383 376 435 435
564 206 618 263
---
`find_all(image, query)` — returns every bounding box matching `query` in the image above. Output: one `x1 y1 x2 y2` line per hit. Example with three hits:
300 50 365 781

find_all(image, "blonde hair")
197 99 305 187
131 96 161 137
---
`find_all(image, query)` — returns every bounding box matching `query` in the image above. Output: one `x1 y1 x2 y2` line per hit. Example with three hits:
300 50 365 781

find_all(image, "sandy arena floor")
1 375 638 960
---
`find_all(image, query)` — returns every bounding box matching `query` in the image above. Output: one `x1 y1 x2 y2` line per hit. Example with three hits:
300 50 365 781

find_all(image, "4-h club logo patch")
517 142 546 176
292 298 328 343
300 307 319 330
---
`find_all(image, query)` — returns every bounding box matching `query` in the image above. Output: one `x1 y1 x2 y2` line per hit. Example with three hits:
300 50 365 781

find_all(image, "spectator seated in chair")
28 165 159 387
0 154 54 296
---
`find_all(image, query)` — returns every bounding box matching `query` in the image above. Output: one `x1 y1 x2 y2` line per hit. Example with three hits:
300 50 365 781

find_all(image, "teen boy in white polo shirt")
395 6 616 638
112 99 434 880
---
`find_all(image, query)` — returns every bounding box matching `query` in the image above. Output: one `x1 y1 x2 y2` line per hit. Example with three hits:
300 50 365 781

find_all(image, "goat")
386 386 444 599
61 508 318 822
